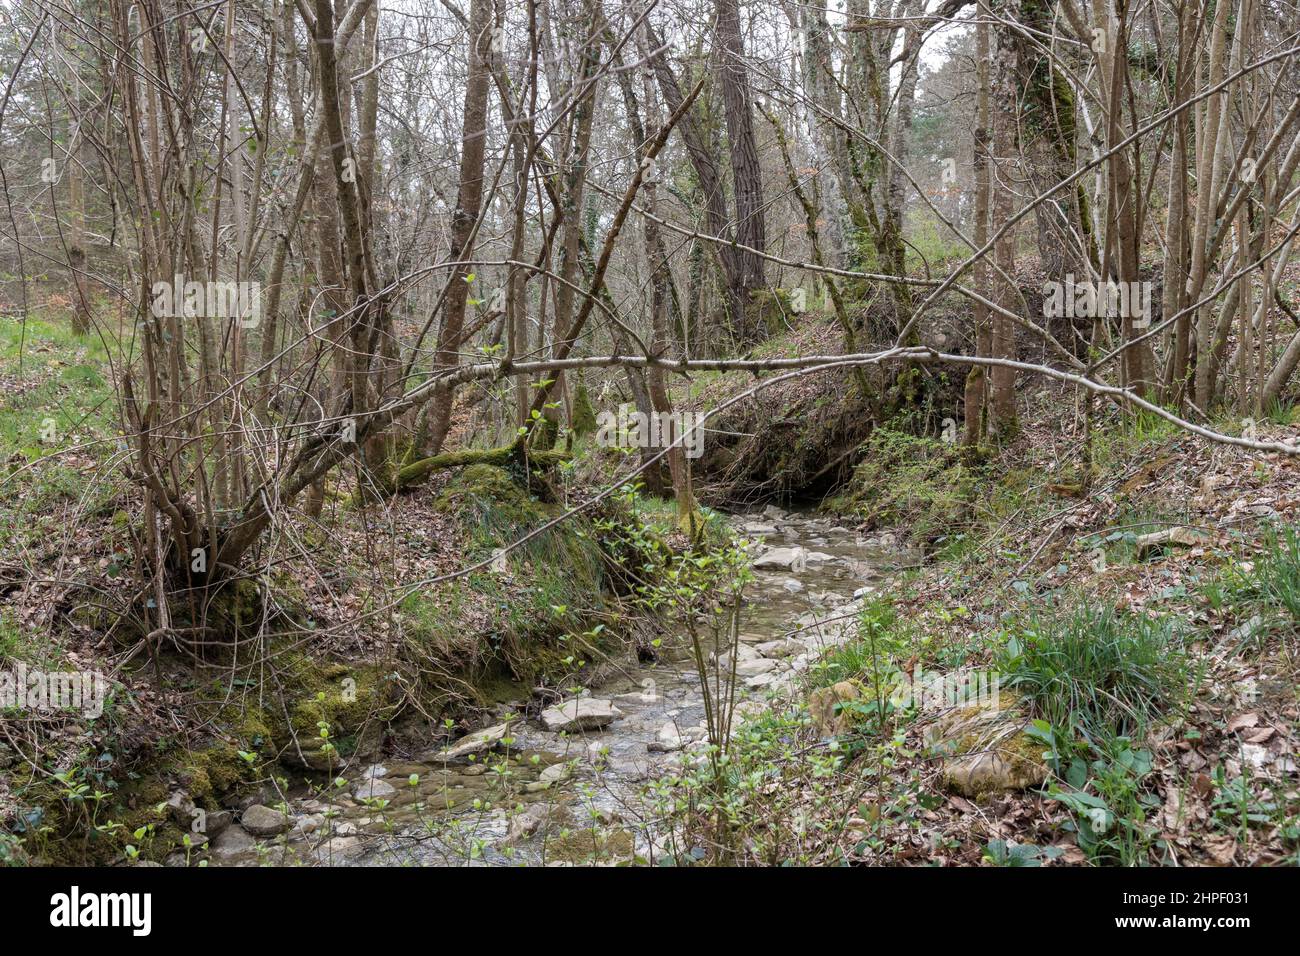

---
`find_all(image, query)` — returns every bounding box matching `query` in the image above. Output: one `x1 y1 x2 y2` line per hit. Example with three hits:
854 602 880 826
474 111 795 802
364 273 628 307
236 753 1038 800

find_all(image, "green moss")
826 428 982 543
572 382 598 436
745 289 796 337
283 659 396 769
438 463 541 519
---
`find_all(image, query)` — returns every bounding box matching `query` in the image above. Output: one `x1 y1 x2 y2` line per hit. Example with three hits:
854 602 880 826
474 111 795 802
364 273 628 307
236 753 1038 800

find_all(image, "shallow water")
210 509 906 866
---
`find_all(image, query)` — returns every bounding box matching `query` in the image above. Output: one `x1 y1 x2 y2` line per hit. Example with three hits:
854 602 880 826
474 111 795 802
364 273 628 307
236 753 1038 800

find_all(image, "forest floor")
682 375 1300 866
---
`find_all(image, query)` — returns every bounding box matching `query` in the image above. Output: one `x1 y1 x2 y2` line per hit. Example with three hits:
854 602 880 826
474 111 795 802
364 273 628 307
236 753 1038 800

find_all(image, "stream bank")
197 508 909 866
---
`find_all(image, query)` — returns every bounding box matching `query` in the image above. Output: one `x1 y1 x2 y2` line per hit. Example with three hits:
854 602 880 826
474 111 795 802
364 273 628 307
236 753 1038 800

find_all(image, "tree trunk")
425 0 494 458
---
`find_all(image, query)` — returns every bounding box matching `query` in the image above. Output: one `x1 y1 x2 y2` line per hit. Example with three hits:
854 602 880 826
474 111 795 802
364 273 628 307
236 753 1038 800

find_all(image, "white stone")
354 777 396 800
437 721 514 760
753 639 800 658
752 546 807 572
735 658 778 677
649 723 684 752
240 804 289 837
541 697 620 732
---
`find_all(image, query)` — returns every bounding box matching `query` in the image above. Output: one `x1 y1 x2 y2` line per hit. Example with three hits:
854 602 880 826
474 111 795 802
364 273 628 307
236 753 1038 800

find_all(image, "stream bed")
204 509 910 866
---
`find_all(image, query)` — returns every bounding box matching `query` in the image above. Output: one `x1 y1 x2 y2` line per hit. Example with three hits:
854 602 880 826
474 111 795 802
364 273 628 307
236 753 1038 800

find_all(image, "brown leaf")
946 794 977 814
1204 835 1238 866
1227 712 1260 733
1180 749 1208 771
1056 844 1088 865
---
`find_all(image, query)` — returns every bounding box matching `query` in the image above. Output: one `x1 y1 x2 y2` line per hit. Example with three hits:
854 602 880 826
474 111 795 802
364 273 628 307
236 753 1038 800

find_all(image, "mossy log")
389 441 568 493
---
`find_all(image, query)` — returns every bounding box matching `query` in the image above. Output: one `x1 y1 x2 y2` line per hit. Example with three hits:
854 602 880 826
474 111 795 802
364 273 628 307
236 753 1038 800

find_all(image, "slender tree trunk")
425 0 494 458
963 15 992 446
714 0 766 338
988 3 1019 435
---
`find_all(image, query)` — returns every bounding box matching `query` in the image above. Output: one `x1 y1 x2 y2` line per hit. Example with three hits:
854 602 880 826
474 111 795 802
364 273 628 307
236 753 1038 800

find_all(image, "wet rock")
540 697 620 732
781 578 804 593
762 505 787 521
804 551 835 564
240 804 290 837
233 787 277 813
540 762 569 784
507 803 569 843
526 762 570 792
754 639 800 658
165 790 195 828
735 658 777 678
734 699 766 721
753 546 807 572
352 764 397 800
715 644 759 669
354 777 397 800
435 720 514 761
649 723 684 753
313 836 365 863
295 727 382 771
293 813 325 835
742 522 778 535
746 670 791 690
201 809 233 838
606 755 652 780
926 701 1049 797
210 824 256 860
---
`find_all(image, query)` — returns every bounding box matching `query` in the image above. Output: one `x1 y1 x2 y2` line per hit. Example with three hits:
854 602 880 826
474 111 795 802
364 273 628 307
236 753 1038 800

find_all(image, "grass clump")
1218 523 1300 645
992 604 1194 864
996 605 1188 741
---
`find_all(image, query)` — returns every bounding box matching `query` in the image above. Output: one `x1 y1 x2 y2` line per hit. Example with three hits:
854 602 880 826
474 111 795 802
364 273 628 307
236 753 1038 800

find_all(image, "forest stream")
204 509 912 867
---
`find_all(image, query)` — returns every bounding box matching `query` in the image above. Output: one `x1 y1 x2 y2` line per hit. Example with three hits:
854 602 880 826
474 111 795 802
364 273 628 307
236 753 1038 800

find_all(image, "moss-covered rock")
925 700 1049 798
282 660 397 771
437 463 542 521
